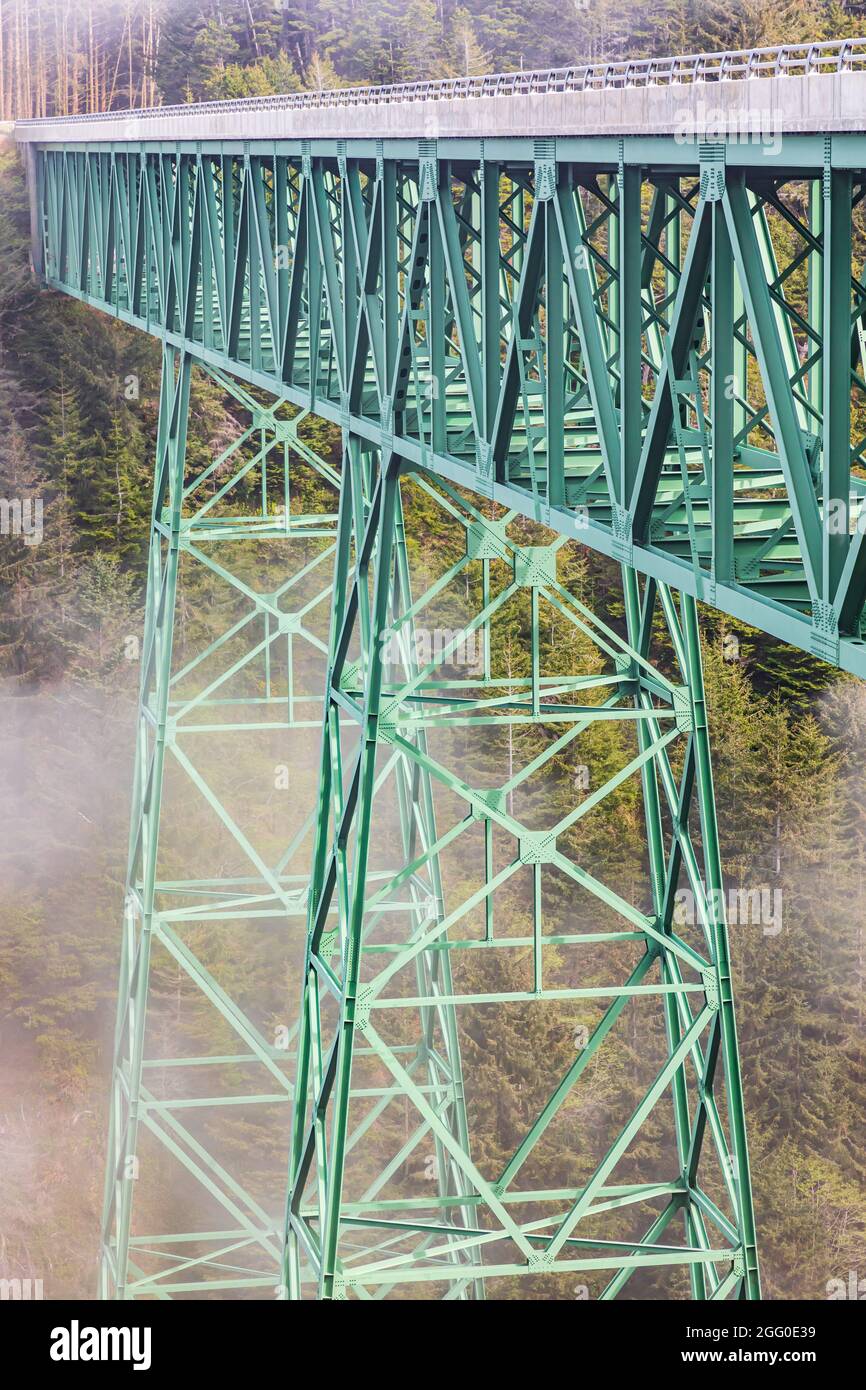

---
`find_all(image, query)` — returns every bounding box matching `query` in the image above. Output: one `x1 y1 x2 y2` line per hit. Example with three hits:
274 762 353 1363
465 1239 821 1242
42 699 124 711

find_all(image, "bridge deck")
15 38 866 143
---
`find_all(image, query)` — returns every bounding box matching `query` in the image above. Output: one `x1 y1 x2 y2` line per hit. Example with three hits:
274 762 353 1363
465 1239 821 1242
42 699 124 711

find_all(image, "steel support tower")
99 356 341 1295
17 36 866 1297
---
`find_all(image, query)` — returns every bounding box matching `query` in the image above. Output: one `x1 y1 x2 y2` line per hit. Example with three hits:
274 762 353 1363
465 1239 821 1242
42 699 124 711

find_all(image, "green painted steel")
100 354 343 1296
31 114 865 1298
284 453 759 1299
97 350 478 1298
26 135 866 677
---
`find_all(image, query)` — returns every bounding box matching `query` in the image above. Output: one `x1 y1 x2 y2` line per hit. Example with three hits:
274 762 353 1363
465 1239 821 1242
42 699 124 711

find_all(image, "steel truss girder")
284 439 759 1300
31 135 866 678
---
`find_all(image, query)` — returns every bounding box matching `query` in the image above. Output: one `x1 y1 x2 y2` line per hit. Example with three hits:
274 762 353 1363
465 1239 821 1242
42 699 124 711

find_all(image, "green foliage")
3 0 865 123
202 53 304 99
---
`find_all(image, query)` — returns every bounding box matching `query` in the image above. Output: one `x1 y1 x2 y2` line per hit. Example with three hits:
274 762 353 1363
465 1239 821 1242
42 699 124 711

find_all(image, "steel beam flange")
475 440 495 498
514 545 558 588
319 929 340 965
338 659 363 692
519 830 558 865
810 599 840 663
672 685 694 733
471 788 507 820
611 503 633 563
418 139 438 201
699 142 726 202
354 985 375 1032
466 517 510 563
533 139 556 202
702 968 720 1012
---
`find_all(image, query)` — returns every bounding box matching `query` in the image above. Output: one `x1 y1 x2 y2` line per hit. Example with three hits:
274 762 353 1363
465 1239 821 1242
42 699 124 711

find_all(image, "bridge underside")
28 119 865 1299
100 350 760 1300
28 132 866 677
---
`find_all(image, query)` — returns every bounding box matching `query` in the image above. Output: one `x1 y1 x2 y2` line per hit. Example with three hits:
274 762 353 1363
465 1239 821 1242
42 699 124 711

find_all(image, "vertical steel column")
680 592 761 1299
622 567 701 1297
284 441 480 1300
101 346 191 1297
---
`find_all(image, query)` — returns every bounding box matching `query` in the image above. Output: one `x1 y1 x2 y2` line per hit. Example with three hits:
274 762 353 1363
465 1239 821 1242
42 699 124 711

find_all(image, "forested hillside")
0 0 865 119
1 0 866 1300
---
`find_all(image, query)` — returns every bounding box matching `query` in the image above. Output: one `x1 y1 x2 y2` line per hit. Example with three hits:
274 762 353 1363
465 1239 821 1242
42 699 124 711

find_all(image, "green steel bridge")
15 36 866 1300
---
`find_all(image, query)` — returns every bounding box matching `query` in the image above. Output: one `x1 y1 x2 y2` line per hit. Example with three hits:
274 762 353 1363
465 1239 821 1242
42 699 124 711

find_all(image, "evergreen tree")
449 7 491 76
396 0 447 80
